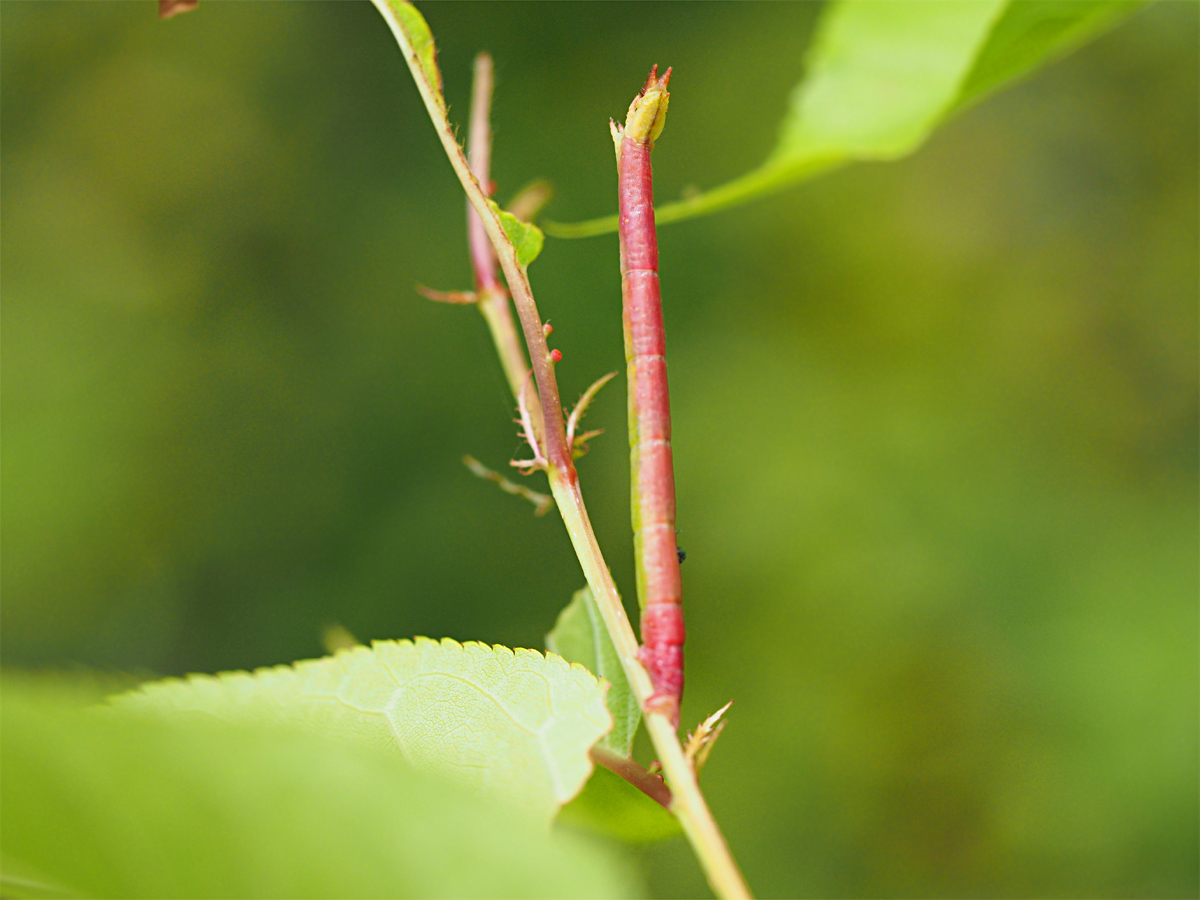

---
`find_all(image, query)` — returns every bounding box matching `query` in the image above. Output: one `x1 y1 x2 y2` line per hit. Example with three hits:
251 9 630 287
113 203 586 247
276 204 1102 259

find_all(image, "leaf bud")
623 65 672 146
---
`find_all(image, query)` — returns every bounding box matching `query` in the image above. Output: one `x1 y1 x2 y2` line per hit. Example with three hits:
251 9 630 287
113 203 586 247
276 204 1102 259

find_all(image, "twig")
589 745 672 808
370 5 750 895
466 53 544 439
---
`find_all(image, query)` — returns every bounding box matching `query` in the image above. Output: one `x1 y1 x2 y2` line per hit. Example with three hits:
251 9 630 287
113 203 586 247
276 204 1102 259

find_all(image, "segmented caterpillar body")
615 67 684 728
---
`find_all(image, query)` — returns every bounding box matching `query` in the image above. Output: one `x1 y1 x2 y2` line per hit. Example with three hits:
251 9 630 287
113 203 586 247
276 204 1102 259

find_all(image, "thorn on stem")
511 372 548 473
571 429 605 460
566 371 617 453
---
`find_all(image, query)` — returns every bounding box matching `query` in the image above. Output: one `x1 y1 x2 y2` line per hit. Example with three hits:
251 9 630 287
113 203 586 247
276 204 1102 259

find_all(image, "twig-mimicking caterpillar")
614 67 684 729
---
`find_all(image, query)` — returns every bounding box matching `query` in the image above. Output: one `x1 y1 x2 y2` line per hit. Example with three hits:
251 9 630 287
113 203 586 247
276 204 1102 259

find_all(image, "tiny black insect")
677 547 687 564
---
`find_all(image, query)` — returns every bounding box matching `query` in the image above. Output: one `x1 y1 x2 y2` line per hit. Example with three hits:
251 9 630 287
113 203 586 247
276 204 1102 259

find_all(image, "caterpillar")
614 67 684 729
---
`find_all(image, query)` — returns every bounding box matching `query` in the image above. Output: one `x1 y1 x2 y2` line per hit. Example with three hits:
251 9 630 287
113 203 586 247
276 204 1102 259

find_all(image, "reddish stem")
467 54 500 294
466 54 544 435
589 746 672 808
616 67 684 729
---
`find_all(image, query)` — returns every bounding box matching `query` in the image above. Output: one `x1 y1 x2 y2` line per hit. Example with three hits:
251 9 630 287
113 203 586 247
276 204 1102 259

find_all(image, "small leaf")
557 764 682 844
112 637 611 823
380 0 444 110
546 588 639 757
491 200 544 268
2 678 640 899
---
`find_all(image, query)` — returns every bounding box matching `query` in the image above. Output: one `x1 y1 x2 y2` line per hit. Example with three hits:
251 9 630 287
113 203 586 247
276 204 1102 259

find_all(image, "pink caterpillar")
613 67 684 729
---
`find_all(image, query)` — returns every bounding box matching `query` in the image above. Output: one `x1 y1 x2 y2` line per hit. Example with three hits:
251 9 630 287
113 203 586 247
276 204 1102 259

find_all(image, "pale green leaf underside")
112 638 612 823
546 587 640 757
2 679 639 899
544 0 1147 238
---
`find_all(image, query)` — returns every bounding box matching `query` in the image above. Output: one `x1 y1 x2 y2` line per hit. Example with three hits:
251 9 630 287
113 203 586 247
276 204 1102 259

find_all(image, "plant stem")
466 53 540 428
549 473 751 899
371 4 750 894
589 746 672 808
373 0 571 476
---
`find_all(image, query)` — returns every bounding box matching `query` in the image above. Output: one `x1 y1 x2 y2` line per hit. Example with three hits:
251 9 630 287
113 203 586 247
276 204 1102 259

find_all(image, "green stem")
373 0 572 476
542 155 843 239
371 4 750 894
549 472 751 900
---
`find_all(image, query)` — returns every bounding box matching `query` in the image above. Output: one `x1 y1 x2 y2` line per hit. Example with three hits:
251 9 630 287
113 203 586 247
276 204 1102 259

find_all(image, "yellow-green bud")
623 65 671 146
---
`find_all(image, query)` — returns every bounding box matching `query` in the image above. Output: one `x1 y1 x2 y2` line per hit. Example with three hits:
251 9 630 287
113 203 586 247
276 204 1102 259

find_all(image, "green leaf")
557 764 683 844
770 0 1006 162
544 0 1146 237
546 587 640 757
954 1 1148 110
379 0 444 110
1 678 640 899
112 638 611 823
491 200 545 268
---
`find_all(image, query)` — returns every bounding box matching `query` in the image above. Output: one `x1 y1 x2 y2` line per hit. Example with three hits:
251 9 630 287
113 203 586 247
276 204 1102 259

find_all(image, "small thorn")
566 370 617 448
513 372 549 472
677 547 687 564
571 428 605 460
550 349 563 363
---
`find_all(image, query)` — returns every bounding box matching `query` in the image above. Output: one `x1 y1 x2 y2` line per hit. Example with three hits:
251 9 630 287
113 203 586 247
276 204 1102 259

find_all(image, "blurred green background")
2 2 1196 896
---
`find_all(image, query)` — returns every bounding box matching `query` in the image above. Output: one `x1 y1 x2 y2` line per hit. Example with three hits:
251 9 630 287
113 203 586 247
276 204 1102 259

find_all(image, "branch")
466 53 546 444
371 0 571 476
369 5 750 895
590 746 672 808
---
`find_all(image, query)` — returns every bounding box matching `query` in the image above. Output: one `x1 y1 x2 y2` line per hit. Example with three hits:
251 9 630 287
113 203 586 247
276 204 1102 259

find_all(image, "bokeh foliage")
2 2 1195 897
